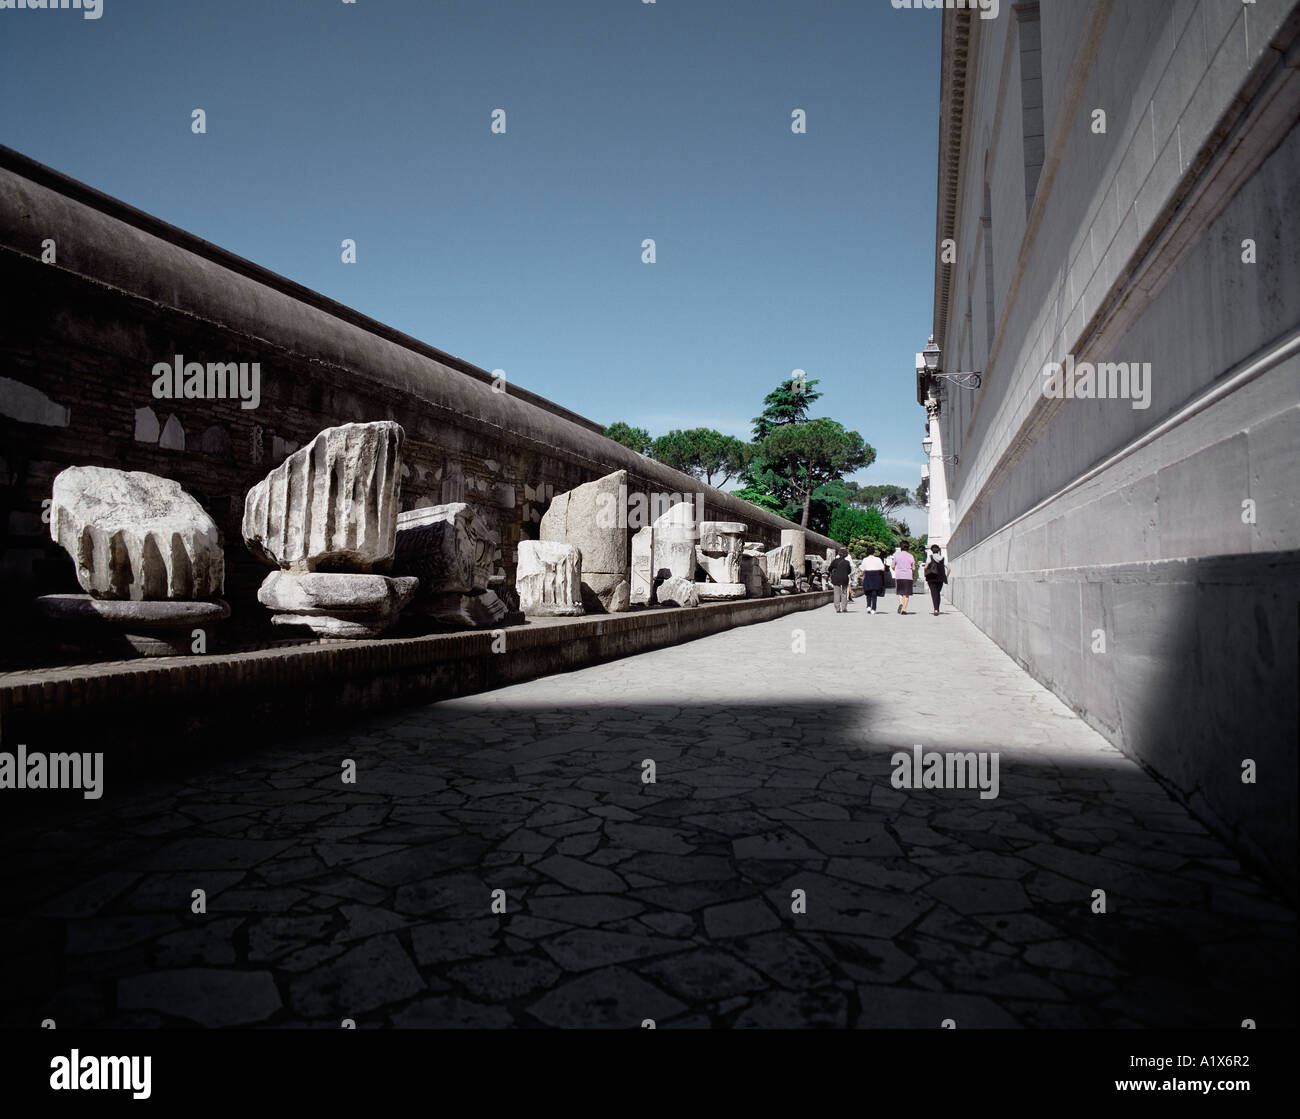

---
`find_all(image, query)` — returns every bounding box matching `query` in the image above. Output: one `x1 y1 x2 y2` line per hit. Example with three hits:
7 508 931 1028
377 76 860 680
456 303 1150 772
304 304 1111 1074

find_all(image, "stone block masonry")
925 2 1300 899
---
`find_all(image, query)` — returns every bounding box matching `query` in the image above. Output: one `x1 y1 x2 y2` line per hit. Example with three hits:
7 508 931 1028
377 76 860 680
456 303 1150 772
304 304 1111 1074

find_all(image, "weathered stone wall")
0 592 834 768
0 148 835 663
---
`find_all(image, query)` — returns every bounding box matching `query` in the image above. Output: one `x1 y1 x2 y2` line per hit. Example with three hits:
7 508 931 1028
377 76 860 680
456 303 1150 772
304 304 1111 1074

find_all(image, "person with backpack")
924 544 948 615
829 547 853 613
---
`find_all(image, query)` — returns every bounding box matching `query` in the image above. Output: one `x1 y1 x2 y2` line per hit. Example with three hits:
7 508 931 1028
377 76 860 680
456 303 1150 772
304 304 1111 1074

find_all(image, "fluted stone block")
50 466 224 600
652 501 697 583
539 470 630 613
764 544 794 584
393 502 494 601
243 421 403 573
781 529 806 581
655 575 699 608
516 540 584 617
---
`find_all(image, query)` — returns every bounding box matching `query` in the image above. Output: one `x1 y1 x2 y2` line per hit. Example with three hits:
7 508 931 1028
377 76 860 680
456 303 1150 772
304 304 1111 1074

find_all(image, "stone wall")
0 147 835 664
0 592 834 771
930 1 1300 897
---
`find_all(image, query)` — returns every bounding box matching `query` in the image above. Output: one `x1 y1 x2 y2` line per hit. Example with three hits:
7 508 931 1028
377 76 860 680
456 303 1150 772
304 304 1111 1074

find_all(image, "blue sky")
0 0 940 528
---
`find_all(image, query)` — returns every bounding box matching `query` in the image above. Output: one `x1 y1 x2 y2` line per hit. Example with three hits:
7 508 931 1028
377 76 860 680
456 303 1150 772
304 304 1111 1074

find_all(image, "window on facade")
982 177 996 359
1017 3 1044 214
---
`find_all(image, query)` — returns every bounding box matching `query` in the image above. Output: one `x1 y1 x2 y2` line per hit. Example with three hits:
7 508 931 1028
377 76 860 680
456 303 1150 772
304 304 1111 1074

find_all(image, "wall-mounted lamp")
922 336 983 390
923 435 958 467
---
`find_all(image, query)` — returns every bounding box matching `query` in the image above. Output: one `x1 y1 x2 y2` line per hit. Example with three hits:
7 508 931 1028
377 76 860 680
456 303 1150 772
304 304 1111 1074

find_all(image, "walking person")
924 544 948 615
889 543 917 614
829 547 853 613
859 548 885 614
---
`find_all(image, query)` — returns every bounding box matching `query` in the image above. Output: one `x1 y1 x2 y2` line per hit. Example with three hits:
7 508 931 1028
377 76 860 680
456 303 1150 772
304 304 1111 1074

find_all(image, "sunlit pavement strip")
2 601 1294 1028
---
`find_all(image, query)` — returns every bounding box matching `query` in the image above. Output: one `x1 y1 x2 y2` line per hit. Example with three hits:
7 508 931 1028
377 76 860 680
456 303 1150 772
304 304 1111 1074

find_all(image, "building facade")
921 0 1300 896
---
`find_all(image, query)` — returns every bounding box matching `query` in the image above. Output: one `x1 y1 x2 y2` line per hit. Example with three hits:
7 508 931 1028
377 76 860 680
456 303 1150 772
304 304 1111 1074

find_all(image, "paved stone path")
2 600 1294 1028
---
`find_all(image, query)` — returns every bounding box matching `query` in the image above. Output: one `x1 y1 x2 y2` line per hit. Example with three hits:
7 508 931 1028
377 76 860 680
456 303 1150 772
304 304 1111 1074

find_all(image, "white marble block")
781 528 806 581
258 571 417 637
695 582 746 601
243 421 403 573
655 575 699 608
764 544 794 584
393 502 494 601
696 520 746 583
516 539 585 617
630 526 654 605
539 470 630 612
50 466 225 600
652 501 697 583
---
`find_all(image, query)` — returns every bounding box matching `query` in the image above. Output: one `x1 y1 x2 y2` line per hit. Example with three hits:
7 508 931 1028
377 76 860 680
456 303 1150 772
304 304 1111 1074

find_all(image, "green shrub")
829 506 896 552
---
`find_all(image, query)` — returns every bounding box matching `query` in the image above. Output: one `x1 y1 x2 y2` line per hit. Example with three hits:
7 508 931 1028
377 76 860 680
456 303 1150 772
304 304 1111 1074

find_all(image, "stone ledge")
0 592 832 754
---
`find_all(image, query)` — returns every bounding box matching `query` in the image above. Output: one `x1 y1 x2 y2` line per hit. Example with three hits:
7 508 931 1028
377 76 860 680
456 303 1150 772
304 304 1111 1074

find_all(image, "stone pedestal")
696 521 746 584
695 582 746 601
516 540 585 617
36 595 230 657
258 571 417 638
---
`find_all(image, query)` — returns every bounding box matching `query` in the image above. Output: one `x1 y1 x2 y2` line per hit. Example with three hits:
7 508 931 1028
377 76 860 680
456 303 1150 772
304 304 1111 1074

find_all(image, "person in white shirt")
859 549 886 614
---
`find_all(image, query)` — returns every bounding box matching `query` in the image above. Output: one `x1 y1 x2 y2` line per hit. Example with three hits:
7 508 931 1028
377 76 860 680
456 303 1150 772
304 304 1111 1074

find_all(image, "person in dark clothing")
924 544 948 615
829 548 853 613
